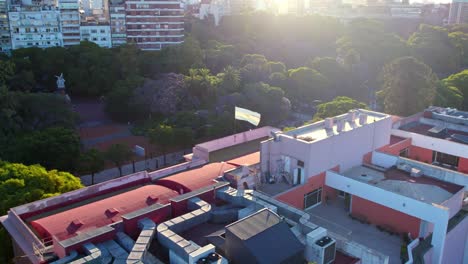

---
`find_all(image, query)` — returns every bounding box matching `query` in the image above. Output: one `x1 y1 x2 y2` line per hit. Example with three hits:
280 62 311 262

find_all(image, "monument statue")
55 73 65 89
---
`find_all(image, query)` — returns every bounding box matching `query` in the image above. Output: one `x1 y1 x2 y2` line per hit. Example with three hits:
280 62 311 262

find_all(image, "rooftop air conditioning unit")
410 168 423 177
306 227 336 264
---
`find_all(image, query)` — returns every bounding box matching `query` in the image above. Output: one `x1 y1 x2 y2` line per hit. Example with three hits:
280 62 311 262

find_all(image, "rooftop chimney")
359 113 368 125
347 110 357 123
324 118 334 129
336 119 345 132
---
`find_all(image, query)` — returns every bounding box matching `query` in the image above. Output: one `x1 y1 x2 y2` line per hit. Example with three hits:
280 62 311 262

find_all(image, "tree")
309 57 348 97
78 149 105 185
105 144 132 177
434 82 464 109
0 161 82 215
3 127 81 172
378 57 437 116
149 125 175 166
241 82 291 124
0 60 14 85
287 67 331 103
174 127 195 152
408 24 460 75
314 96 368 120
218 66 241 94
442 69 468 110
104 76 145 122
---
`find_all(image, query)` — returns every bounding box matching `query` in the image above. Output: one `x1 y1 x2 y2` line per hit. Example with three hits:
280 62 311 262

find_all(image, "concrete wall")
148 159 206 181
442 216 468 264
371 151 398 168
351 196 421 238
441 189 464 218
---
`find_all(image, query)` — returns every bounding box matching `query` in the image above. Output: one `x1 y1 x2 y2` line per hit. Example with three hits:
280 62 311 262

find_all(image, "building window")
399 148 409 158
432 151 459 168
304 188 322 209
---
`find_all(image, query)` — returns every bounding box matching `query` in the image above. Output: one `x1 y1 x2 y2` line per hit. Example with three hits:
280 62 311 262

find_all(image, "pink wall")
408 146 433 164
276 166 339 209
458 157 468 174
378 138 412 156
351 196 421 237
442 216 468 264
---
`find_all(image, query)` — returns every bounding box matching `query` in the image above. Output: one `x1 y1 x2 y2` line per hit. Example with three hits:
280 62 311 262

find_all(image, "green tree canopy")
0 161 82 215
442 69 468 110
3 127 81 172
287 67 330 103
314 96 368 120
408 24 460 75
149 124 175 165
378 57 437 116
105 144 133 177
77 149 105 185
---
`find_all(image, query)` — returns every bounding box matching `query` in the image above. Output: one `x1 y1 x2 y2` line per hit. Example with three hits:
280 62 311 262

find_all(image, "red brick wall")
276 166 339 209
351 196 420 237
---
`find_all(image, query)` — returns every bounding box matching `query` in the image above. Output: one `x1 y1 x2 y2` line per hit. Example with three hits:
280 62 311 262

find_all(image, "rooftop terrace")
284 109 389 143
342 166 464 205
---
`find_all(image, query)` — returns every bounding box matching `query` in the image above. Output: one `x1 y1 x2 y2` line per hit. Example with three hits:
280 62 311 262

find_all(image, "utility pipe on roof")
68 243 101 264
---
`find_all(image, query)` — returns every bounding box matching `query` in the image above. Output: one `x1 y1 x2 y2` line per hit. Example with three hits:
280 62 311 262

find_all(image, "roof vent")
324 118 334 129
71 219 83 227
105 208 120 216
359 113 368 125
147 195 159 204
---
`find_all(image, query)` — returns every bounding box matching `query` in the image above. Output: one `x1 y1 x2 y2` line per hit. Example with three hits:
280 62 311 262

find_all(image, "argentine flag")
235 106 261 126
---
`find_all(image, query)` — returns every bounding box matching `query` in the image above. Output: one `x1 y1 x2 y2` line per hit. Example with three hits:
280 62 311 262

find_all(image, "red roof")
30 185 178 240
227 152 260 166
156 162 236 193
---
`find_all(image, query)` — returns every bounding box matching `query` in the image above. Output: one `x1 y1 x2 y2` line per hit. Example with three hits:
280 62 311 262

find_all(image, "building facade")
0 0 11 52
109 0 126 46
124 0 184 50
448 0 468 24
8 5 63 49
58 0 80 46
80 23 111 47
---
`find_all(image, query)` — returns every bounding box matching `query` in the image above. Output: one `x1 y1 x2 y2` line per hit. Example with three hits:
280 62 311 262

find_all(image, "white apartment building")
8 5 63 49
58 0 81 46
80 22 111 47
0 0 11 52
448 0 468 24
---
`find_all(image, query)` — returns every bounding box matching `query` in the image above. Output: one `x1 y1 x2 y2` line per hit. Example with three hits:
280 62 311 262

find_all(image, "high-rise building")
109 0 126 46
124 0 184 50
8 3 63 49
0 0 11 52
58 0 81 46
448 0 468 24
80 21 111 47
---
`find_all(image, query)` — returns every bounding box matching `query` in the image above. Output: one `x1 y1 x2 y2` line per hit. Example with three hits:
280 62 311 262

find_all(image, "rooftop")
342 166 464 204
400 122 468 145
284 109 389 143
30 185 178 240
